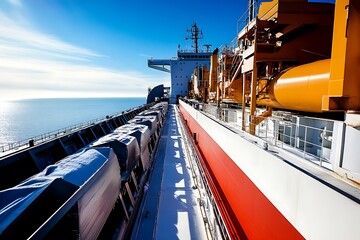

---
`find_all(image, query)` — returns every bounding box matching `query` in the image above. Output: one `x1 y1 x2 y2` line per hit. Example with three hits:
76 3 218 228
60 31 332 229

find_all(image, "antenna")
185 23 203 53
204 44 212 52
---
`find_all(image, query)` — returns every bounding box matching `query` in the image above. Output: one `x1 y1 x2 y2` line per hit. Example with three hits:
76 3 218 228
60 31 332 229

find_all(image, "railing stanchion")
304 126 307 159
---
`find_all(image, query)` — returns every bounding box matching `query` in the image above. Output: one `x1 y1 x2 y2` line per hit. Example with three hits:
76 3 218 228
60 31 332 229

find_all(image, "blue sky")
0 0 335 100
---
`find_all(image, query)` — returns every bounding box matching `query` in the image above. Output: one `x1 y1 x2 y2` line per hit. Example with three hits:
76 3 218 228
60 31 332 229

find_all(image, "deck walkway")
131 104 207 239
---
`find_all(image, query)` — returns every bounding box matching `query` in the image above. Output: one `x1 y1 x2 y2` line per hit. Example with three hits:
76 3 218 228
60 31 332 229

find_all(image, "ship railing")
178 104 230 240
227 0 281 66
0 105 148 156
236 0 260 34
218 44 235 56
253 116 333 170
1 120 102 154
177 49 212 54
236 1 279 34
201 103 334 170
202 103 219 118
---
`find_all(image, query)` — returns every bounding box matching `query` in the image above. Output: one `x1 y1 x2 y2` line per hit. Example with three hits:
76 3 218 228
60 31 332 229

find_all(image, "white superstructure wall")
169 55 210 103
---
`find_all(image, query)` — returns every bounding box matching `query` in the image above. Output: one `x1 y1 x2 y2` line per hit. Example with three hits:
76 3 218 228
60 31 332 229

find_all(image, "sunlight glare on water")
0 98 146 147
0 100 20 145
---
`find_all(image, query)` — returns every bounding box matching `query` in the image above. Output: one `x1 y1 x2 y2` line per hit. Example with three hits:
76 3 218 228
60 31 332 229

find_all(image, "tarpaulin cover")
0 148 117 236
129 116 157 135
77 148 120 239
114 124 151 170
114 124 151 152
138 110 162 123
150 102 168 111
90 133 140 173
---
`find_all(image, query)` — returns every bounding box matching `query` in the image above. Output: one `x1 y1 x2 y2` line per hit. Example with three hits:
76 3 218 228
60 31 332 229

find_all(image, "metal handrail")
236 1 260 33
200 103 334 169
0 105 146 155
177 49 212 54
178 105 231 240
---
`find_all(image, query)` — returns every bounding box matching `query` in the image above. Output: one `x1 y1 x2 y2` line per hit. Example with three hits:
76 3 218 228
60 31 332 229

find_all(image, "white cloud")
0 13 102 59
0 11 168 100
7 0 21 7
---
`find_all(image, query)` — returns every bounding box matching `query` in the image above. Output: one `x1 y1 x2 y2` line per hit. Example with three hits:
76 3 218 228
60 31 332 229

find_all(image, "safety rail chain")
176 106 231 240
0 104 148 155
201 103 334 170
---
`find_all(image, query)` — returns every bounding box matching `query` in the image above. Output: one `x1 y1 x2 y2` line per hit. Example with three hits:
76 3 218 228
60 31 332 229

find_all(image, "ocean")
0 98 146 146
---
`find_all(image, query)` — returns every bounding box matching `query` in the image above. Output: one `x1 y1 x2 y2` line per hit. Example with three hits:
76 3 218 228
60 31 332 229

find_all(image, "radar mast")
185 23 203 53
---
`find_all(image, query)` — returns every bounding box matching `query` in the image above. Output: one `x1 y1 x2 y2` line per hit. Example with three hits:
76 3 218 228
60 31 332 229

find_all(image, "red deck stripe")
181 110 247 239
179 104 304 240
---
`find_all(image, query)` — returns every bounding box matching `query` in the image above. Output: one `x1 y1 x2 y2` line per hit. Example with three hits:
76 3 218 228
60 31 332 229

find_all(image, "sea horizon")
1 96 147 102
0 97 146 146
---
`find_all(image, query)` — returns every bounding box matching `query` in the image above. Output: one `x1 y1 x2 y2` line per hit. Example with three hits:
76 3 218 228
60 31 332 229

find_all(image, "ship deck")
131 104 207 239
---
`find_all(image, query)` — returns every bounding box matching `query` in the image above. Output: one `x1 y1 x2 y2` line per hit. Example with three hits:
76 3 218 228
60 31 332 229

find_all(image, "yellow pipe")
259 59 330 112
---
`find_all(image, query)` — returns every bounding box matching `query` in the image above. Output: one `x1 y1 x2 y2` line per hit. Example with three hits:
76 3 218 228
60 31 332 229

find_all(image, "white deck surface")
132 105 207 239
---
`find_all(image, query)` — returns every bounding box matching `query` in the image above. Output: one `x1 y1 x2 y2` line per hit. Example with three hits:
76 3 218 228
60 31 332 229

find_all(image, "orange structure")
191 0 360 134
187 65 210 101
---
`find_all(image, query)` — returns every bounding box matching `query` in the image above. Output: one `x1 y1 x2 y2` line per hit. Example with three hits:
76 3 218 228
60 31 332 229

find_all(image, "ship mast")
185 23 203 53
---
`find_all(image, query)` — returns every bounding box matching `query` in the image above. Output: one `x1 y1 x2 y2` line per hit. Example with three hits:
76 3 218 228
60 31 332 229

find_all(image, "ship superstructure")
148 23 211 104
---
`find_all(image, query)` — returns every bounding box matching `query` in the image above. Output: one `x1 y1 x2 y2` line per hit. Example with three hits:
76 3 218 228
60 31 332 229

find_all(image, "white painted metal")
342 126 360 179
180 100 360 240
